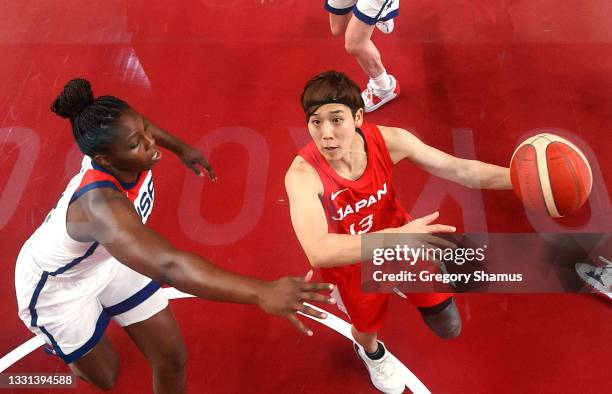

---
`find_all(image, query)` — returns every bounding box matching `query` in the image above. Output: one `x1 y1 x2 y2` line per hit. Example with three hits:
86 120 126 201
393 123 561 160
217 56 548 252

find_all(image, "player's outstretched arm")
77 188 333 336
285 158 456 268
145 116 217 180
380 126 511 190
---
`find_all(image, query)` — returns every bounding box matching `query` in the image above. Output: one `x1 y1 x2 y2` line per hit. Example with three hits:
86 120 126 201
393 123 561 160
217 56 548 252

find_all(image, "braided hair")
50 79 130 156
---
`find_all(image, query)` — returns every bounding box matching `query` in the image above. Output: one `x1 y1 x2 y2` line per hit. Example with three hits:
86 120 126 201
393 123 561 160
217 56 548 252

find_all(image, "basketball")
510 133 592 217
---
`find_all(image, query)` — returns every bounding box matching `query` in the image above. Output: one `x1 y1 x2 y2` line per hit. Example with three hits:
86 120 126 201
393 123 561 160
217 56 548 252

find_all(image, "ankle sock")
370 72 392 91
365 342 386 360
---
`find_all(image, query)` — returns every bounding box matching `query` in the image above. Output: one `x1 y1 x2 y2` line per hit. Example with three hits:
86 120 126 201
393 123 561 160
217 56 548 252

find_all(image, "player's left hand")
178 144 217 181
257 270 336 336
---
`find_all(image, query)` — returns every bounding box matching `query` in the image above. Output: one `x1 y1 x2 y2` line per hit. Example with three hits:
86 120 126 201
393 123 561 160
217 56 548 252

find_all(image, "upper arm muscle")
82 189 176 282
381 126 459 180
284 159 329 264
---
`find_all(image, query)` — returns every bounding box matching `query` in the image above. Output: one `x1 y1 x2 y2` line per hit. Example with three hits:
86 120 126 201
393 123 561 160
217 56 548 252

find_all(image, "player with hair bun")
14 78 335 393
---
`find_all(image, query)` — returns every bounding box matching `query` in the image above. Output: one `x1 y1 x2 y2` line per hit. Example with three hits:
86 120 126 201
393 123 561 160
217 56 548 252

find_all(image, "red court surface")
1 1 611 393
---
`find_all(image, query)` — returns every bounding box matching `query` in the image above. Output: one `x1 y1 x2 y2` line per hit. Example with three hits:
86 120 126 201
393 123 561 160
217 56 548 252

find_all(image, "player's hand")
256 270 335 336
387 211 457 251
178 144 217 181
398 212 456 234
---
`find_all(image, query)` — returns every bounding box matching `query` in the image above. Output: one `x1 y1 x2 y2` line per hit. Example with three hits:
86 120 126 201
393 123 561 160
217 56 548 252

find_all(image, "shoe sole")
576 264 611 300
365 91 399 113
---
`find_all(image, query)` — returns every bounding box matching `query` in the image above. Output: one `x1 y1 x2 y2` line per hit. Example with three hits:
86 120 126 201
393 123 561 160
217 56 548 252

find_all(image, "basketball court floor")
1 1 611 393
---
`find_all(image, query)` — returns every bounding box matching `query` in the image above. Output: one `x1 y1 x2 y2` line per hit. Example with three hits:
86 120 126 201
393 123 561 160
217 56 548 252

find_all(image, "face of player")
307 103 364 161
94 108 162 174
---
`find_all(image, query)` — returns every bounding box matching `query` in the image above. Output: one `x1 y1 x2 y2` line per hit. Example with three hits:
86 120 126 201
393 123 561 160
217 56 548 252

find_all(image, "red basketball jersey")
298 123 411 273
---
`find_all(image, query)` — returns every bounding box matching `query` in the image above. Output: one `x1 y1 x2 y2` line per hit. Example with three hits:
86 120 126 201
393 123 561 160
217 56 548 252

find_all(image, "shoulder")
285 156 323 196
67 186 133 242
72 186 131 217
377 125 422 163
378 125 414 143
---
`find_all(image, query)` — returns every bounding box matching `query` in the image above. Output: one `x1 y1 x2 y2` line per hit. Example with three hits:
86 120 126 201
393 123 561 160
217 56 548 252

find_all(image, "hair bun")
50 78 94 119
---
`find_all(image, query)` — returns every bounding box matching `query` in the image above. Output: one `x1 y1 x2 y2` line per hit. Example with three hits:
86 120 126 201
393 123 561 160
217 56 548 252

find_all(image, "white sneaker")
576 256 612 300
361 75 400 113
376 18 394 34
354 342 405 394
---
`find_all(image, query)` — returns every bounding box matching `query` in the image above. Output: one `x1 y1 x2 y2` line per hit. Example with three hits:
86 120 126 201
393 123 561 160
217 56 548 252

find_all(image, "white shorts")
325 0 400 25
15 241 168 364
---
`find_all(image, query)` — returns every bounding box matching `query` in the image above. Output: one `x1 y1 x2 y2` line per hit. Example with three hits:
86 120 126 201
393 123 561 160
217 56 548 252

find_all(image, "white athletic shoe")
376 18 394 34
354 342 405 394
575 256 612 301
361 75 400 113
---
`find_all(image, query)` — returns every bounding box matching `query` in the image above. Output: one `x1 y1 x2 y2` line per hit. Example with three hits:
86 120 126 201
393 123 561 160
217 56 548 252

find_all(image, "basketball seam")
556 145 585 214
540 142 559 217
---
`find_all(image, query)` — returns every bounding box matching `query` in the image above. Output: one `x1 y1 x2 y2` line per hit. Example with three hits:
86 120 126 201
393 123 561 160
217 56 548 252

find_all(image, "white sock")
369 72 392 91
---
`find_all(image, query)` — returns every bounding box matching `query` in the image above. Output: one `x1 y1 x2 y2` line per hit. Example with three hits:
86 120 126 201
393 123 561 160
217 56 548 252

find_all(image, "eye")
130 140 140 149
311 119 320 126
333 117 343 123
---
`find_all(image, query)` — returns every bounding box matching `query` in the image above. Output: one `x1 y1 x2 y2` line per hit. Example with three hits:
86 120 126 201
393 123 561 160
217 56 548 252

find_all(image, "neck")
92 161 140 187
111 169 139 185
328 132 367 179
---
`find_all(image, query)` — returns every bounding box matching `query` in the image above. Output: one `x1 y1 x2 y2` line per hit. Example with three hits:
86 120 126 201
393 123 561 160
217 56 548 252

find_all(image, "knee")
429 315 462 340
98 369 119 391
153 340 187 373
330 23 345 37
77 367 118 391
420 299 462 340
344 38 363 56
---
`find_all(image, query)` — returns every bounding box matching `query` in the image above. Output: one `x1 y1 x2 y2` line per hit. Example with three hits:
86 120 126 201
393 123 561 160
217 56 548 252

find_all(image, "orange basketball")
510 133 592 217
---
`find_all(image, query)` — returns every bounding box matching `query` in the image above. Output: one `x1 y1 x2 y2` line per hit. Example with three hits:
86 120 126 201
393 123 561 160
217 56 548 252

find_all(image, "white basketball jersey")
26 156 154 278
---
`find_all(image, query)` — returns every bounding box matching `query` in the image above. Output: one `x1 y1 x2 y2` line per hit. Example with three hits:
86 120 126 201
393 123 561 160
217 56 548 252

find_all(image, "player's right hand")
398 211 456 234
256 270 335 336
390 211 458 251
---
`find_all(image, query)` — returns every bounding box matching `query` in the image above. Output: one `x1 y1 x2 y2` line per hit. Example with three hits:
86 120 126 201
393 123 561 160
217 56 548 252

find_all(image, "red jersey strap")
298 123 392 188
361 123 394 171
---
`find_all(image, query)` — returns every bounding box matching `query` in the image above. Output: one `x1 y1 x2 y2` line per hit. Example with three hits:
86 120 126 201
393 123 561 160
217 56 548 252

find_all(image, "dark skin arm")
145 118 217 181
68 188 334 336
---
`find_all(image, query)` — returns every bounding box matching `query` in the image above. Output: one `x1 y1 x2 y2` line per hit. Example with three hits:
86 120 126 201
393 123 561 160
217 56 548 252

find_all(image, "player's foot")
376 18 394 34
354 341 405 394
575 256 612 300
361 75 400 113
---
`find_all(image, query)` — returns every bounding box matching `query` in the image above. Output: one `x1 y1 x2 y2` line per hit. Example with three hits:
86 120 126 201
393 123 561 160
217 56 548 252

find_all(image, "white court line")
298 303 431 394
1 287 431 393
0 336 45 373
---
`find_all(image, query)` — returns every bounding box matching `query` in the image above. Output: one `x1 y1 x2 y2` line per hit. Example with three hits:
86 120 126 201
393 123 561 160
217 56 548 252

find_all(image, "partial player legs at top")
344 17 384 78
326 0 400 112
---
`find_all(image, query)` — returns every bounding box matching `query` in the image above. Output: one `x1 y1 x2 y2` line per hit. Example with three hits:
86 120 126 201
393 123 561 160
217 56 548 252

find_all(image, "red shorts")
321 264 452 333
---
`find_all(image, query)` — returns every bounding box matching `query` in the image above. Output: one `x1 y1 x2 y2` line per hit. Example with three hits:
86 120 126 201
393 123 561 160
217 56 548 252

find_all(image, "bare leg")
351 325 378 353
344 16 385 78
329 13 352 37
69 335 120 390
124 306 187 394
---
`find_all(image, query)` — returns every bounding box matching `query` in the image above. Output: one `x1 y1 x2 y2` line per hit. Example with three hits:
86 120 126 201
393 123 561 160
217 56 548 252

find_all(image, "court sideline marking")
1 287 430 393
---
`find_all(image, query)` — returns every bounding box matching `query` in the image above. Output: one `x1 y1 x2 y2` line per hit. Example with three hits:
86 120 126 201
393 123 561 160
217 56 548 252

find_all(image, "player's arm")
380 126 511 190
285 159 363 267
78 188 333 335
145 117 217 180
285 158 456 268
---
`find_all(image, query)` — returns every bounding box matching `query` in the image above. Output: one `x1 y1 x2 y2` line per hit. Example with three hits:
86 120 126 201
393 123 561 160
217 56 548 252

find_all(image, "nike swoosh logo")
330 188 349 201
